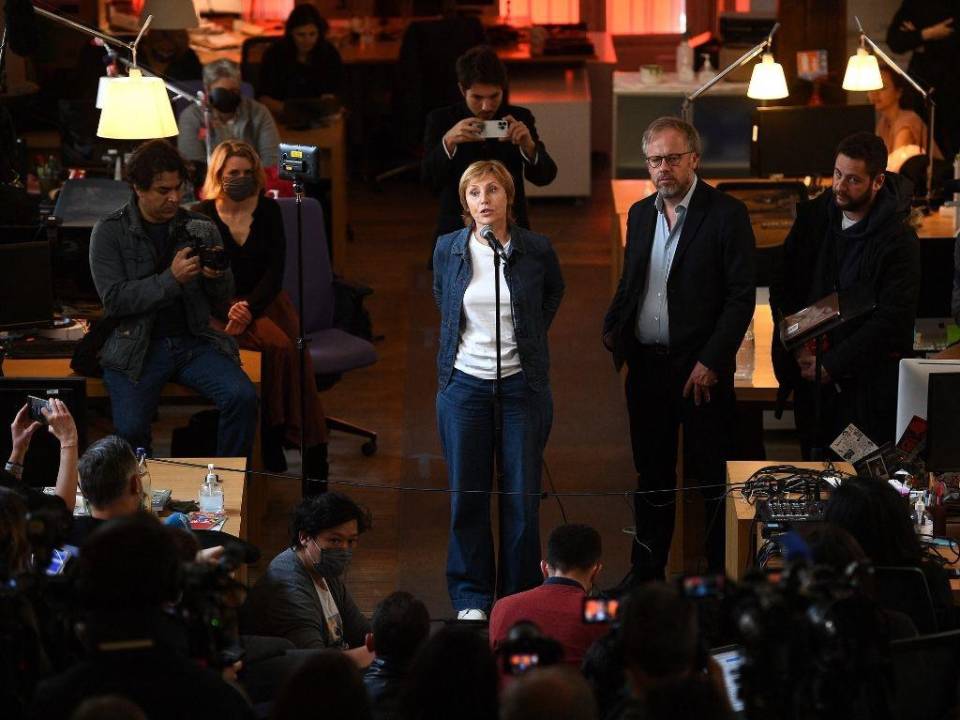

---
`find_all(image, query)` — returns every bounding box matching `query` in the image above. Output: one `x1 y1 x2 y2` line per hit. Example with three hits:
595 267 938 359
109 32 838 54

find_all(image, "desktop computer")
895 359 960 444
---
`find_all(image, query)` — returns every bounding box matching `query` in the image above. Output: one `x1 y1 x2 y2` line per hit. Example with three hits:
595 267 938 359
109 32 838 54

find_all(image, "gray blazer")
240 548 371 649
89 198 238 380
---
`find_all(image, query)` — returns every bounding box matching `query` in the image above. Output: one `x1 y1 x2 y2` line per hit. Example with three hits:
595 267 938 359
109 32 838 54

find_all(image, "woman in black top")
196 140 328 478
257 3 344 118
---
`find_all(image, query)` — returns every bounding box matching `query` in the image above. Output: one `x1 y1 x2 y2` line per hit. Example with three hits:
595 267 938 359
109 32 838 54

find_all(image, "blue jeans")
103 335 258 457
437 369 553 612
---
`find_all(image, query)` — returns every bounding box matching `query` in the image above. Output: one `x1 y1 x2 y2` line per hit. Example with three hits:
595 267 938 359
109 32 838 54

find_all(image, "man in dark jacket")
422 45 557 256
89 140 257 457
362 591 430 720
603 117 756 580
771 132 921 455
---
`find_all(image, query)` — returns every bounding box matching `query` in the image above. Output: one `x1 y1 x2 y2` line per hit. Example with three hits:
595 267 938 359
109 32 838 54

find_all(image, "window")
500 0 580 25
606 0 686 34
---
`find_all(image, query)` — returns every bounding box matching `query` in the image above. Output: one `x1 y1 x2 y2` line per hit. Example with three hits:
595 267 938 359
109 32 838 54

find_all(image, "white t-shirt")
454 233 522 380
312 577 346 648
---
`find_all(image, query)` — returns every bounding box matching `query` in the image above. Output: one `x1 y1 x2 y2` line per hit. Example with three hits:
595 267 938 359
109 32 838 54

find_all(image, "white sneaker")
457 609 488 621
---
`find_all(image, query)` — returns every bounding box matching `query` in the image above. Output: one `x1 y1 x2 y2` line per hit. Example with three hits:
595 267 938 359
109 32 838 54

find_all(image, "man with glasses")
89 140 257 459
602 117 755 582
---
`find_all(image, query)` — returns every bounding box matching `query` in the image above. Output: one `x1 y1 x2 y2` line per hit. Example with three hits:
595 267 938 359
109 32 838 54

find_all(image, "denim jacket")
89 197 238 380
432 224 564 393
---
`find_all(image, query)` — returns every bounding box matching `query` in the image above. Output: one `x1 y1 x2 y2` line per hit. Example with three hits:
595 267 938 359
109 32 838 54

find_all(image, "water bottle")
136 448 153 512
198 463 224 514
676 34 694 82
735 318 756 380
698 53 716 83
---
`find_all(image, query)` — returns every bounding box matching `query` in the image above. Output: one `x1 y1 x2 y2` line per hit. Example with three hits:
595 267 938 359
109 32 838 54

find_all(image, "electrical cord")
148 457 751 499
541 459 568 524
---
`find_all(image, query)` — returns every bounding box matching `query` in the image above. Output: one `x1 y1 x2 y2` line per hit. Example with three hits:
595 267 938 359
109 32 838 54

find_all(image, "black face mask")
223 175 259 202
209 87 242 114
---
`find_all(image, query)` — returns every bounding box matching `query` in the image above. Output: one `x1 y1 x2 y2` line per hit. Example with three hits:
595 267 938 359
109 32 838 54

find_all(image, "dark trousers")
624 347 735 578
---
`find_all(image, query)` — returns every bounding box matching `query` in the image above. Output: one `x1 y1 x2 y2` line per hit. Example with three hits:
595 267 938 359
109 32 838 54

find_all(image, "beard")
655 173 689 199
834 186 874 214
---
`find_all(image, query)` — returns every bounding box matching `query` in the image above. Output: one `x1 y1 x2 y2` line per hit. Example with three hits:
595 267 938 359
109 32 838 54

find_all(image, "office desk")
725 460 855 580
276 115 348 273
148 456 248 581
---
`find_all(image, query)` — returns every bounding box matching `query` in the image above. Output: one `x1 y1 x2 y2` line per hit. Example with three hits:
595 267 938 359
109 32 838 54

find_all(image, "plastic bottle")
198 463 224 513
698 53 716 83
136 448 153 512
676 34 694 82
735 318 756 380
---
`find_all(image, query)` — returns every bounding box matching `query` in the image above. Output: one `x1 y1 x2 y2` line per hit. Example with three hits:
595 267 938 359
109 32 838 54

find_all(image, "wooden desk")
2 350 262 399
725 460 854 581
276 115 348 273
148 457 247 539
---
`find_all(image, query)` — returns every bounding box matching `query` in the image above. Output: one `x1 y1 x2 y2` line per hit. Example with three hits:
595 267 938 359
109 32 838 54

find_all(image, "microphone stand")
483 226 506 494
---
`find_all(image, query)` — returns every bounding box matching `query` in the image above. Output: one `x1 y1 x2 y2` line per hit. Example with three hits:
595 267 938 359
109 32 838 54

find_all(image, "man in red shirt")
489 524 608 668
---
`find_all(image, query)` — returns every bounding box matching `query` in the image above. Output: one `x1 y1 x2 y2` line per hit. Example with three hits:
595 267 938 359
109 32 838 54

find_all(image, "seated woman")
240 492 373 667
195 140 328 481
257 3 344 118
869 63 943 169
823 477 955 631
139 30 203 81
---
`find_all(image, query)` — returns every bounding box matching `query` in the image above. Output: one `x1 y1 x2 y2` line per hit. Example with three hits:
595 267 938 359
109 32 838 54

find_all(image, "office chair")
887 629 960 720
277 197 379 455
374 15 485 185
873 565 940 635
240 36 279 96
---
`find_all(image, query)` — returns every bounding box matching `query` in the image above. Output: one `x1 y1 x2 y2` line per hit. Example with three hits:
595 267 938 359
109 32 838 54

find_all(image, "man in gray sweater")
241 492 374 668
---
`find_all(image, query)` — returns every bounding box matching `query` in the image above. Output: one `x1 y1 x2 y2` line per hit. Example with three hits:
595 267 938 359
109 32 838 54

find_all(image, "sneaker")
457 609 487 621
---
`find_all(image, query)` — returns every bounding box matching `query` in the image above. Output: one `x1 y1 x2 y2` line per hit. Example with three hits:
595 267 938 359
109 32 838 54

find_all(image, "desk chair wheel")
362 439 377 457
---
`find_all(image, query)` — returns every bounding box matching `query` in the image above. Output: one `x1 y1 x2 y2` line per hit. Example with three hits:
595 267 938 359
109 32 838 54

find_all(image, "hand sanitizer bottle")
198 463 224 513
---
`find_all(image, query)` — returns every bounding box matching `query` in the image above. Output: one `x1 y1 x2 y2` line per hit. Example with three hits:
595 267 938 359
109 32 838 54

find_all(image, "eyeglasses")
644 151 695 168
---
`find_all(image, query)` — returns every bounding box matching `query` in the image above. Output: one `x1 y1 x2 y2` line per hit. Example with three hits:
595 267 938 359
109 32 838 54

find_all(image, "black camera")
497 621 563 676
27 394 50 424
184 219 230 271
278 143 320 183
196 244 230 271
582 595 619 624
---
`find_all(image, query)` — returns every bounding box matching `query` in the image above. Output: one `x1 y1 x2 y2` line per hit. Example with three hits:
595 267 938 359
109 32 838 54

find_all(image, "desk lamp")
30 6 178 139
681 22 787 123
843 16 935 208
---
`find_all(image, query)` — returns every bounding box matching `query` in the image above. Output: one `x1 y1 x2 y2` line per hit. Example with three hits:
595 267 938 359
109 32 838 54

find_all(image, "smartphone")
27 395 50 424
480 119 509 139
711 645 745 714
582 596 619 624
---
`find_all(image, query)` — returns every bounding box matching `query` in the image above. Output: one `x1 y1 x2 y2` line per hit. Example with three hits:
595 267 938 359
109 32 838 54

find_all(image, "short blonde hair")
458 160 515 227
201 140 267 200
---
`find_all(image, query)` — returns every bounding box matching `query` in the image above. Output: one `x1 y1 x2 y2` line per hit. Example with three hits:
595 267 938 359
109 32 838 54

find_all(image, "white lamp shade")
842 48 883 91
140 0 199 30
747 53 789 100
97 69 179 139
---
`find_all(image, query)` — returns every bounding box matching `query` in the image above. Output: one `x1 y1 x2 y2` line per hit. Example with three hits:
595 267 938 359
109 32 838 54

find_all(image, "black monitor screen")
917 236 955 318
0 240 54 331
927 373 960 472
752 105 875 177
0 378 87 487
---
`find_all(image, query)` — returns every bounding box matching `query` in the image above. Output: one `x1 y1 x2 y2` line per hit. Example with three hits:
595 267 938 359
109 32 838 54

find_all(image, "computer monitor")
751 105 875 177
0 377 87 487
51 178 130 229
888 629 960 720
895 359 960 443
0 239 54 331
916 236 955 319
926 373 960 472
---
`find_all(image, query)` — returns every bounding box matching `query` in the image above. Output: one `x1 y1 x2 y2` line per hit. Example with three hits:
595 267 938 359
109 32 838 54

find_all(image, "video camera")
497 621 563 676
184 219 230 271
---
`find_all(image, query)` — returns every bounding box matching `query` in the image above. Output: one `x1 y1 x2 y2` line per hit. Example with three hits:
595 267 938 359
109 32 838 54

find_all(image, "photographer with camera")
5 399 78 511
194 140 330 478
422 45 556 264
89 139 258 458
30 514 255 720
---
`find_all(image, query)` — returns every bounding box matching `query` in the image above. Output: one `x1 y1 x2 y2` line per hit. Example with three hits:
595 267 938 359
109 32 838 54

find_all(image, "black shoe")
304 443 329 482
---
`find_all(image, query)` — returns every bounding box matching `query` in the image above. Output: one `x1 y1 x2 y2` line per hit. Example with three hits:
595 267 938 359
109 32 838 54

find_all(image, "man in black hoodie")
771 132 921 454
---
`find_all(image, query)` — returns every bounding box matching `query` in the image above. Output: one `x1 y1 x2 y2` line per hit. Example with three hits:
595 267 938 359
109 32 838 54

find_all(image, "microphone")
479 224 507 260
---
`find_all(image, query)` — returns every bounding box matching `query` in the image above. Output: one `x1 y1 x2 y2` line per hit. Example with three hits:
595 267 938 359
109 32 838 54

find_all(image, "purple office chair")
278 197 378 455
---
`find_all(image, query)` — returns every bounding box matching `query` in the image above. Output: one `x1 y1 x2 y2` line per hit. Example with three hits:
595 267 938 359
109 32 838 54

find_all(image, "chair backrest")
873 565 939 635
172 80 256 119
241 36 281 96
277 197 334 334
888 629 960 720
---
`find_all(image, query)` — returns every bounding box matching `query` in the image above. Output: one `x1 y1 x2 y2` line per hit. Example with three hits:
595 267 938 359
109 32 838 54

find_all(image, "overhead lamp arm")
854 16 928 100
32 5 152 68
682 22 781 121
